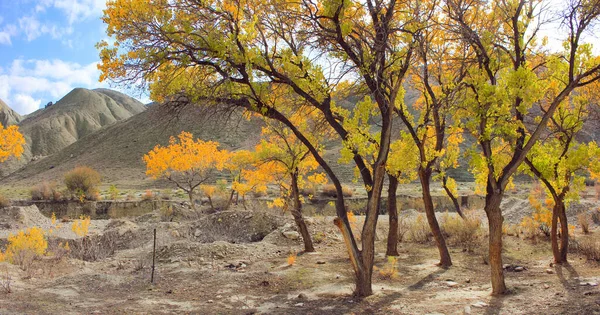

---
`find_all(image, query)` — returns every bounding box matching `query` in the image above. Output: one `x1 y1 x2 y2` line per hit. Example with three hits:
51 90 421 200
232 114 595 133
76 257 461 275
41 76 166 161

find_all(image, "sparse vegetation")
287 253 297 266
71 215 91 237
0 227 47 271
578 213 591 234
321 184 353 198
377 256 399 280
573 238 600 261
30 181 62 201
407 214 432 244
107 184 119 200
441 211 482 252
0 194 10 208
64 167 101 201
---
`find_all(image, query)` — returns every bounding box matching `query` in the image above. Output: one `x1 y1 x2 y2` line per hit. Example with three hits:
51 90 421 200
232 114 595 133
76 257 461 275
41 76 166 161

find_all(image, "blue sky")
0 0 148 115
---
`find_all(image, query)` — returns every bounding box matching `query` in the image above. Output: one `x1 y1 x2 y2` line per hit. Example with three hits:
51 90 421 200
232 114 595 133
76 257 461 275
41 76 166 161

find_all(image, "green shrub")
64 167 101 200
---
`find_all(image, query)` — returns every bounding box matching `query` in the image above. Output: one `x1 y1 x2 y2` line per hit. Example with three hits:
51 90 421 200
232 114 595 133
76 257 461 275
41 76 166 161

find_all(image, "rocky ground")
0 199 599 314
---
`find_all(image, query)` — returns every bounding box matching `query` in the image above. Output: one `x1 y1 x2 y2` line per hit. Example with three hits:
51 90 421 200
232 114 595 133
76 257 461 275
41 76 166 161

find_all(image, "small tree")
64 166 101 201
0 123 25 163
143 131 229 209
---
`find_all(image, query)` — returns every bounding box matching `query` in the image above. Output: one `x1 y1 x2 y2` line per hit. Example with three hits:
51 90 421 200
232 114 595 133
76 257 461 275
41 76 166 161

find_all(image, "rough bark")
484 191 507 295
552 200 569 263
188 190 196 211
419 168 452 267
386 174 399 256
291 172 315 252
442 175 465 219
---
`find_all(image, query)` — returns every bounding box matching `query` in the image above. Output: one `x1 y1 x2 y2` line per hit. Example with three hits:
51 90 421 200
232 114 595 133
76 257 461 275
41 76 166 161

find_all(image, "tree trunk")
419 168 452 267
556 200 569 263
551 203 560 263
386 174 399 256
207 195 214 211
225 190 235 210
188 190 196 211
484 191 507 295
291 172 315 252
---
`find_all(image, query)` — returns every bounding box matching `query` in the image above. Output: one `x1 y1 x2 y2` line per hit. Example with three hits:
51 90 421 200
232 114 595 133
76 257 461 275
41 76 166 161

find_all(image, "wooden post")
151 228 156 283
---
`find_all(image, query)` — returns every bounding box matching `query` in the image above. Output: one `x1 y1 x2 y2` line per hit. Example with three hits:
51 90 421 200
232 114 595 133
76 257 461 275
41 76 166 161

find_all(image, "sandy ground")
0 202 599 314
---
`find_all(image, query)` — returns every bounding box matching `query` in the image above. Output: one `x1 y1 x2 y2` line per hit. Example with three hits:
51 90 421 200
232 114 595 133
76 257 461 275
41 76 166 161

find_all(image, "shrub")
1 227 47 270
30 181 62 201
578 213 591 234
521 194 553 238
69 231 117 262
287 252 297 266
64 167 101 200
377 256 399 280
592 208 600 225
321 184 353 198
313 231 326 244
107 184 119 200
441 211 482 251
142 190 154 201
160 205 174 222
407 214 432 243
71 215 91 237
572 238 600 261
0 194 9 208
397 216 409 243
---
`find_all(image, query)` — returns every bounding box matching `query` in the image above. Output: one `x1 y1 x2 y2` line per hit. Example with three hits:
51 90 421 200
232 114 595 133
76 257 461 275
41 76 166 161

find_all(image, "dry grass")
377 256 399 280
30 181 62 201
578 213 591 234
64 166 101 201
441 211 483 252
407 214 432 243
320 184 353 198
0 194 10 208
572 238 600 261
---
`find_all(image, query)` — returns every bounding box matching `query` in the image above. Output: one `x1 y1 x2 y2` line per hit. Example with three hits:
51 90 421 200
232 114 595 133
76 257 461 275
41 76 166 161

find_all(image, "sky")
0 0 149 115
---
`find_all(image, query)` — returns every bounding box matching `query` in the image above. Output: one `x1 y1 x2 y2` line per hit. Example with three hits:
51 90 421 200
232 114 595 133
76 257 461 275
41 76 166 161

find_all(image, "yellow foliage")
379 256 399 280
2 227 47 268
287 252 297 266
0 123 25 163
51 212 57 226
72 215 91 237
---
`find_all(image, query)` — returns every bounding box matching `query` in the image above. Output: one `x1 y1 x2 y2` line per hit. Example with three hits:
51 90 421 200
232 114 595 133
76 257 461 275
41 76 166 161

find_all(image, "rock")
446 281 459 288
297 293 308 300
589 282 599 287
283 231 300 240
294 303 304 307
316 260 326 265
336 274 342 279
514 266 524 272
545 269 554 274
282 223 294 231
465 279 471 283
463 306 472 315
472 301 488 308
194 229 202 237
580 282 589 286
207 300 214 303
543 284 550 289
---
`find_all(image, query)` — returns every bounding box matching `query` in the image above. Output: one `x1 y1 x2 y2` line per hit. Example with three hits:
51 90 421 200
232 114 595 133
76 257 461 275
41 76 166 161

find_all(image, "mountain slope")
0 99 22 126
0 88 146 177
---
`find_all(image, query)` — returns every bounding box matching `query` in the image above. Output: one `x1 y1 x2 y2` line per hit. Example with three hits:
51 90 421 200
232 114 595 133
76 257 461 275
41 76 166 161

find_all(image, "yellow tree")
143 131 229 209
254 109 329 252
0 123 25 163
100 0 418 297
447 0 600 294
523 81 600 263
224 150 256 209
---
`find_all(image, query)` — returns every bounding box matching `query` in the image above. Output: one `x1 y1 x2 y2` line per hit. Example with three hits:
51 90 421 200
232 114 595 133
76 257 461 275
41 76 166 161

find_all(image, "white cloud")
0 59 102 115
18 15 73 41
13 94 41 115
46 0 106 24
0 24 17 46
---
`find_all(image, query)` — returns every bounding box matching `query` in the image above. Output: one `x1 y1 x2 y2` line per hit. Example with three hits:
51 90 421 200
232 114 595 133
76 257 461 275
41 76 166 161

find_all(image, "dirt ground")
1 203 600 315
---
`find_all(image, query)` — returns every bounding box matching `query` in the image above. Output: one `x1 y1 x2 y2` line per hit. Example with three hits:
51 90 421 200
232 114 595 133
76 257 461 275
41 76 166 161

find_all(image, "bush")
30 181 62 201
407 214 432 243
321 184 353 198
107 184 119 200
572 238 600 261
142 190 154 200
578 213 591 234
0 227 47 270
64 167 101 200
441 211 482 252
0 194 10 208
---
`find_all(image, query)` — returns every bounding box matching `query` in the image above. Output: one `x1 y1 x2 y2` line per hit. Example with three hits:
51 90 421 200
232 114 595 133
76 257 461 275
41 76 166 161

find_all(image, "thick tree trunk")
555 200 569 263
551 204 560 263
386 174 399 256
188 190 196 211
419 169 452 267
291 172 315 252
484 191 507 295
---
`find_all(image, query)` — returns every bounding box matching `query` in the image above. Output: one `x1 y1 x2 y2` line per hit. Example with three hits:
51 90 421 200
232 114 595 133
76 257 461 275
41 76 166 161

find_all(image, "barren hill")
0 98 22 126
0 88 146 177
5 103 264 187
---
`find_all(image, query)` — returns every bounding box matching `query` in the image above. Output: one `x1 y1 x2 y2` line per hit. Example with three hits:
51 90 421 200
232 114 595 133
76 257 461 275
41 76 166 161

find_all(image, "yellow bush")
2 227 47 270
287 252 297 266
72 215 91 237
64 166 101 200
378 256 399 280
521 194 553 238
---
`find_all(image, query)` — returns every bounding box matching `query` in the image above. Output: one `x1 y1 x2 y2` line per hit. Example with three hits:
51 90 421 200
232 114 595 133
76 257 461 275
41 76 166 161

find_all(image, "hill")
0 88 146 177
0 98 22 126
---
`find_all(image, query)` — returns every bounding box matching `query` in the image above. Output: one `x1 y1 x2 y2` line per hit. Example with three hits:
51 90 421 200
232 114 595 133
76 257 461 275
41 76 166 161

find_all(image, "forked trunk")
552 200 569 263
484 191 507 295
386 174 399 256
419 169 452 267
291 172 314 252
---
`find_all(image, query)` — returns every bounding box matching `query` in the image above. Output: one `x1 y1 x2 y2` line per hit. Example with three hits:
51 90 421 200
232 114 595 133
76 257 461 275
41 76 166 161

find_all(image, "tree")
254 110 329 252
100 0 418 296
447 0 600 294
524 81 600 263
143 131 229 209
387 4 468 263
0 123 25 163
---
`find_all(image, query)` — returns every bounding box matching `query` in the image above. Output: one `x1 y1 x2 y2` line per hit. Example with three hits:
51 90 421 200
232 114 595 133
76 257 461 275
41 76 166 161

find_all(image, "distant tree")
143 131 229 209
0 123 25 163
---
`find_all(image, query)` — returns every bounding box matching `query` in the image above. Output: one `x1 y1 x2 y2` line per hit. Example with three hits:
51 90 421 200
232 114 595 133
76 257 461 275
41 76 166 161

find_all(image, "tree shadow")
555 262 579 289
484 295 505 315
407 268 447 291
